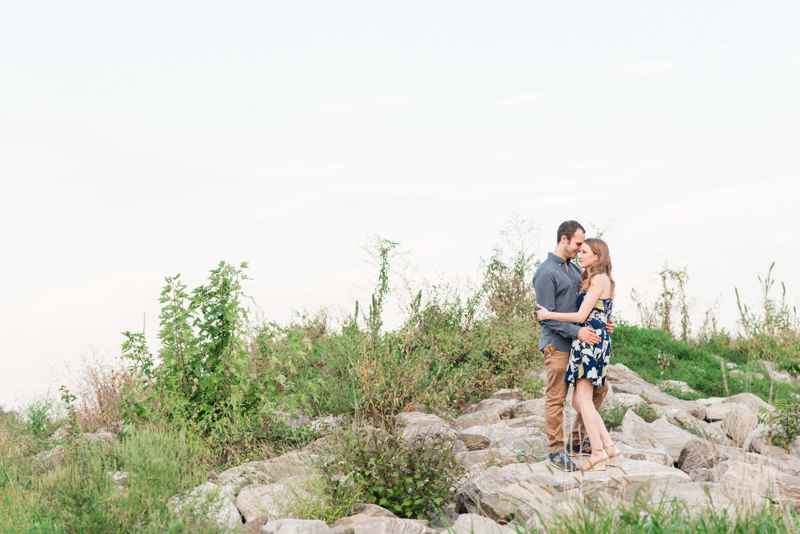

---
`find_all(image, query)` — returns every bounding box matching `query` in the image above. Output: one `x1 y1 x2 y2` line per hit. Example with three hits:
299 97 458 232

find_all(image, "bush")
38 427 216 534
760 397 800 450
319 425 461 520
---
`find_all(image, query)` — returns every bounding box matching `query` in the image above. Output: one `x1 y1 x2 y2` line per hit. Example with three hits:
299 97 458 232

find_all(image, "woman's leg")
575 379 605 466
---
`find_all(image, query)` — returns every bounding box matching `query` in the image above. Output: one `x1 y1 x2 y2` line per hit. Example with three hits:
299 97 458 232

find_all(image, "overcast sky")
2 1 799 408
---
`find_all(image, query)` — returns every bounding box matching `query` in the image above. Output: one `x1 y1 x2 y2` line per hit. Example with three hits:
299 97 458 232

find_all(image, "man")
532 220 614 471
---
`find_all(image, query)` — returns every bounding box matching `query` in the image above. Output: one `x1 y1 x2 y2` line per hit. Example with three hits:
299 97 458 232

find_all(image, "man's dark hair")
556 220 586 244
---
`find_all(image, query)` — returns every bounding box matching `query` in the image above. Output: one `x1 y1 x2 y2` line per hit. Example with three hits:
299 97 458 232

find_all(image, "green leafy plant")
320 425 461 520
759 397 800 450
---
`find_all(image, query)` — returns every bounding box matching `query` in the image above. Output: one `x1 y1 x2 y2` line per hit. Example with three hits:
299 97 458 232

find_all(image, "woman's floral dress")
564 291 613 387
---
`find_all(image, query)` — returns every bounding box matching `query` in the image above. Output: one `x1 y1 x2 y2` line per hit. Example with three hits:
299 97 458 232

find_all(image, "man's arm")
532 270 581 339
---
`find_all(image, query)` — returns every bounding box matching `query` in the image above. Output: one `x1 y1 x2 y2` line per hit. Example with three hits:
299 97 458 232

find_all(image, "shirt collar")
548 252 566 265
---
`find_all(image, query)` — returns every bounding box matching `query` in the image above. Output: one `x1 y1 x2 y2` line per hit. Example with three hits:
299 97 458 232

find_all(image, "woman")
536 238 618 471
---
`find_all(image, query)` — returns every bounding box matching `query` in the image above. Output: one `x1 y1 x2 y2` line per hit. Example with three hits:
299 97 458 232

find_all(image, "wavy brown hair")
580 238 615 297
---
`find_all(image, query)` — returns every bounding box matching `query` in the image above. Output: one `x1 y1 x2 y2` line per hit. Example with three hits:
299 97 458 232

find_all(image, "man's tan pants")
543 343 608 454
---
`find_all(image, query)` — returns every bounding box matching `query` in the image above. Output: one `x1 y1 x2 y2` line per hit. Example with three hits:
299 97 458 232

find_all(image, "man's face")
564 230 585 260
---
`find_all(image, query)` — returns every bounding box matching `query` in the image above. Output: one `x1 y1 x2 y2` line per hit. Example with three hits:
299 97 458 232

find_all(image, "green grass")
537 497 800 534
611 325 800 404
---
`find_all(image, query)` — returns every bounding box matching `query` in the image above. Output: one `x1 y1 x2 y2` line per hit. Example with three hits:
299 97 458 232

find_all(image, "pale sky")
2 2 799 408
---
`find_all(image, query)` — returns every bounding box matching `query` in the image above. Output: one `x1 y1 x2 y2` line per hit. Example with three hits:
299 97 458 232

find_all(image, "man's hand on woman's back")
577 327 601 345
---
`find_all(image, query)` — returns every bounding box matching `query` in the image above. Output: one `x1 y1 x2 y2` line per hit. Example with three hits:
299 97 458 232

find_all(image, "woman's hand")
536 304 552 321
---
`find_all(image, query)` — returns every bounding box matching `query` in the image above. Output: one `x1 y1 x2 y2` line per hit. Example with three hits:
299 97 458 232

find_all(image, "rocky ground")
70 363 800 534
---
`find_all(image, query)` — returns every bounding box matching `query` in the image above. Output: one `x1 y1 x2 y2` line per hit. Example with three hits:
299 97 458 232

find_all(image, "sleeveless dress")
564 291 614 387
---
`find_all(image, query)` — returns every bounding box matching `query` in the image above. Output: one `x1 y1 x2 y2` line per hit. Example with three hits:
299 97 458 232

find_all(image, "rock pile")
172 364 800 533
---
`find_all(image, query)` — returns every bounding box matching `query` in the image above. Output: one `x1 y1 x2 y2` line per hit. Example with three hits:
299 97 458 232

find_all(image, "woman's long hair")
580 238 615 297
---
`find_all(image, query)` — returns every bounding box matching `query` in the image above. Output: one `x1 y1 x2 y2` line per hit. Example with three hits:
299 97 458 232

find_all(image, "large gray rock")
490 389 523 402
649 417 697 460
677 438 721 472
721 404 758 447
666 409 732 445
170 482 241 530
397 413 457 441
456 449 503 473
217 451 316 487
459 432 491 451
459 421 542 446
352 503 398 518
724 393 774 414
329 517 436 534
235 476 313 523
450 513 515 534
621 410 656 448
715 460 800 509
704 403 748 422
659 380 697 395
459 458 703 524
456 410 502 431
512 399 545 419
466 399 517 419
260 519 329 534
614 442 673 466
605 393 647 410
606 364 707 420
495 434 549 463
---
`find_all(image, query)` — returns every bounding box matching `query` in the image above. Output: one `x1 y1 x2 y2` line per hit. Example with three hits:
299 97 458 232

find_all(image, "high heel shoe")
604 443 621 467
583 449 608 472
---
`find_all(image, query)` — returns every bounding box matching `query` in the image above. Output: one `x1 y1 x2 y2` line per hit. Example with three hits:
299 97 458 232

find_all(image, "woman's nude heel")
584 449 608 472
604 443 621 467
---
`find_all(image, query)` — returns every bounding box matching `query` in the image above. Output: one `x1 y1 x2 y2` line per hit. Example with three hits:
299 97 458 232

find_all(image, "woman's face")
578 243 598 269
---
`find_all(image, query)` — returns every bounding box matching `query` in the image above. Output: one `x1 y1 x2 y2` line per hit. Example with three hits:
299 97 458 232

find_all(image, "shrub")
38 427 215 534
760 397 800 450
319 425 461 520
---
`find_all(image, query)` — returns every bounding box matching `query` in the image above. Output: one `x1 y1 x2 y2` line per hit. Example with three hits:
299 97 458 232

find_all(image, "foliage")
736 263 800 403
120 261 293 465
610 324 800 405
540 493 800 534
320 425 461 520
601 402 658 429
630 264 691 341
759 397 800 450
38 427 216 534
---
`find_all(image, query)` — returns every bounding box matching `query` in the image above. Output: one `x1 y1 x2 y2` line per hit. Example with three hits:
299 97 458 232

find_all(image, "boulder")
689 468 717 483
724 393 774 414
490 389 523 402
721 405 758 447
659 380 697 395
235 476 313 523
328 517 436 534
704 402 749 422
170 482 241 530
606 364 707 420
495 435 549 463
459 458 704 524
216 451 316 487
456 410 502 431
512 399 545 419
459 421 543 446
715 460 800 509
459 432 491 451
621 410 656 448
466 399 517 419
614 442 673 466
677 438 722 472
456 449 503 473
397 413 457 441
260 519 329 534
666 410 732 445
605 393 647 410
352 503 398 518
758 359 796 384
450 513 515 534
649 417 697 460
504 415 546 430
743 424 768 454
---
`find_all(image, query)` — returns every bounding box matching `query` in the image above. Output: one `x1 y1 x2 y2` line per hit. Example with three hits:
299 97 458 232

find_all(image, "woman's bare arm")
537 275 609 323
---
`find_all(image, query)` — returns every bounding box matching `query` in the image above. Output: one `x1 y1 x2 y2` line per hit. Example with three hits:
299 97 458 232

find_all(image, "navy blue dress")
564 291 613 387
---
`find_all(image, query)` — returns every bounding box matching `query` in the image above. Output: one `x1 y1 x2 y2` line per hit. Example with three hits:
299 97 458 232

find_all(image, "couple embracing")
532 220 619 472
